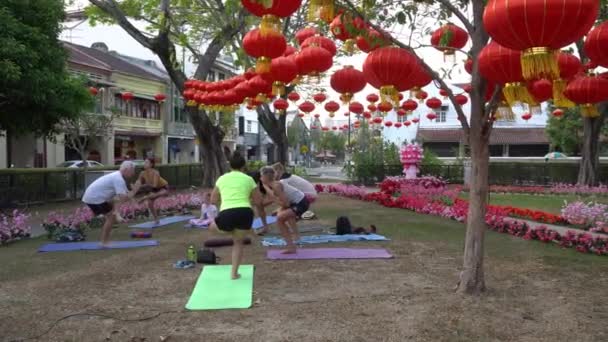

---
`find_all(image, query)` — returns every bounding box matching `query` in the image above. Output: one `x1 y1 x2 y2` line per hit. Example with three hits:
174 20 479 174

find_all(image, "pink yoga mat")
267 248 393 260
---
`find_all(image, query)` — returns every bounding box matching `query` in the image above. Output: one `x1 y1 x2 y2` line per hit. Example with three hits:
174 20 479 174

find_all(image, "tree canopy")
0 0 92 137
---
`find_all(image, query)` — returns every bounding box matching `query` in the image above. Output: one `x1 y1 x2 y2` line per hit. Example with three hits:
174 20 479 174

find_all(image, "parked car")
57 160 104 168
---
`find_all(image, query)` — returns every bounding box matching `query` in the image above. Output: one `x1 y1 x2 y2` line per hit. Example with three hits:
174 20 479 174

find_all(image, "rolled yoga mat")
128 215 195 229
267 248 393 260
185 265 254 310
203 237 252 247
38 240 159 252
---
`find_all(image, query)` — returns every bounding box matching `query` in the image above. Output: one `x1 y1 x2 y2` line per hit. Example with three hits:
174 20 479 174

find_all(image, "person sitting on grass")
259 166 309 254
188 192 218 227
209 153 262 280
81 161 141 247
134 158 169 224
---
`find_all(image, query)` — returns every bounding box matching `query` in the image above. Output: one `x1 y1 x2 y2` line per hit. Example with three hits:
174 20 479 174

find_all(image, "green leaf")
396 12 406 25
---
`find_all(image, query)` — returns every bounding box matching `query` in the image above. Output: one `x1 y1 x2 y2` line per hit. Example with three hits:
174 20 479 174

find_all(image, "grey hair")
120 160 135 171
260 166 275 176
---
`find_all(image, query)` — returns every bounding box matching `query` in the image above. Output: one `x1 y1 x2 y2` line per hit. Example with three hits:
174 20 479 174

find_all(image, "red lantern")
394 122 402 128
396 109 407 117
343 112 350 117
461 84 472 94
426 112 438 121
273 98 289 113
377 101 393 114
332 126 338 131
439 88 449 99
521 113 532 121
366 93 379 103
295 27 318 46
415 90 428 103
121 92 134 101
564 75 608 118
322 126 329 131
527 79 553 103
154 93 167 102
401 99 418 113
301 35 337 56
384 121 393 127
367 103 377 112
248 75 272 101
552 109 564 118
295 45 333 76
330 66 367 103
330 13 364 53
298 112 305 118
234 81 255 102
412 118 420 123
455 94 468 106
483 0 599 80
241 0 301 36
363 111 372 119
372 116 383 124
287 91 300 103
585 22 608 68
298 100 315 114
554 52 583 108
430 24 468 57
404 120 412 127
183 89 195 101
311 125 318 129
283 45 297 57
478 41 535 106
261 56 298 95
324 100 340 115
244 68 257 80
356 29 390 53
313 93 327 103
89 87 99 96
425 97 442 110
363 47 419 102
348 101 364 115
464 58 473 74
243 29 287 73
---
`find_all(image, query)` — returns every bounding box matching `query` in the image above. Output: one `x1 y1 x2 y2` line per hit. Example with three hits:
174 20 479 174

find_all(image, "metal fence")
0 164 204 208
350 163 608 186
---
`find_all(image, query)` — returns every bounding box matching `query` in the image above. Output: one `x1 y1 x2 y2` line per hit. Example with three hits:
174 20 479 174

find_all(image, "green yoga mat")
185 265 254 310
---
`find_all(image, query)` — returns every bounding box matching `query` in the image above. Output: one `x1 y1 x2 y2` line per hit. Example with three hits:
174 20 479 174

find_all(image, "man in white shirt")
82 161 140 246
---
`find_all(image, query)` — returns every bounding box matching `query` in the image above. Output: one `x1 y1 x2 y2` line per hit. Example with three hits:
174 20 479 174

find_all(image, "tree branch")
88 0 154 50
434 0 475 35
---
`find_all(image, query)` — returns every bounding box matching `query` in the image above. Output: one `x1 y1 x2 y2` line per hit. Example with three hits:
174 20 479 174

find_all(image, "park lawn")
460 192 608 214
1 195 607 341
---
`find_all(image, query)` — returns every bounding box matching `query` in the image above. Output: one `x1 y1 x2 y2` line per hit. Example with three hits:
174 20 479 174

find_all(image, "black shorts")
290 197 310 218
86 202 113 216
214 208 255 232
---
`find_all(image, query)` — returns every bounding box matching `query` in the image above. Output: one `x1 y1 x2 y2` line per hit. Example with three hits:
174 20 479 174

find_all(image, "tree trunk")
189 108 227 187
257 104 288 165
458 127 489 295
577 103 607 186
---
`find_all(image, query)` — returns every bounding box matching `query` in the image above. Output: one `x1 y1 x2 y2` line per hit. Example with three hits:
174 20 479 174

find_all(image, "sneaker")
173 260 195 269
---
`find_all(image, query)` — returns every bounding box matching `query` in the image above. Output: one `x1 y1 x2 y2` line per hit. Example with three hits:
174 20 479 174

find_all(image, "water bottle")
187 245 197 262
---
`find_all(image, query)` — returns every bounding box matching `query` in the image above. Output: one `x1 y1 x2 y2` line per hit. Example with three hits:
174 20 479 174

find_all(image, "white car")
57 160 104 168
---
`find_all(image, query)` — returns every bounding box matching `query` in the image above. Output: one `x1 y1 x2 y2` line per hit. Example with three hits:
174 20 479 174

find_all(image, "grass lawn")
460 192 608 214
1 195 607 341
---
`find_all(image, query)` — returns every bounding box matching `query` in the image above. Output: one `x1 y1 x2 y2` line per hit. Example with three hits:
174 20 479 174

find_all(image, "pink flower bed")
0 210 31 245
317 184 608 256
465 184 608 196
561 201 608 234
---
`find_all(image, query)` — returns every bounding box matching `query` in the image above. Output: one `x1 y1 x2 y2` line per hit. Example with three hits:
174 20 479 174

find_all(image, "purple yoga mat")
266 248 393 260
38 240 159 252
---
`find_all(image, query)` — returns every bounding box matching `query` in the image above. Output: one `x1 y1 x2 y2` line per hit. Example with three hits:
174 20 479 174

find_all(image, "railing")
114 116 162 132
0 164 204 208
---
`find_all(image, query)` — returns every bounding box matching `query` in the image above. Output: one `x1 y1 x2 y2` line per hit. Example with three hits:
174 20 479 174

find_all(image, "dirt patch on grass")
1 196 607 342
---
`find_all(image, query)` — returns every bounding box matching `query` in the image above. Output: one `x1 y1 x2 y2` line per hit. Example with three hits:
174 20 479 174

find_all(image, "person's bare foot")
99 241 110 248
114 212 124 223
282 247 297 254
231 273 241 280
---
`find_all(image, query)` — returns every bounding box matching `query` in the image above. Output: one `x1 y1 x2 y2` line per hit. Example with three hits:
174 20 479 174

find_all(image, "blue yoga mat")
129 215 195 229
252 216 278 229
261 233 389 247
38 240 159 252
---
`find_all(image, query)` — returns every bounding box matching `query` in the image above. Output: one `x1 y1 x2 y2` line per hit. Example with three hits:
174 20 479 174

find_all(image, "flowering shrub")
379 176 448 195
463 184 608 196
319 183 608 256
0 210 31 245
561 201 608 234
491 205 566 225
